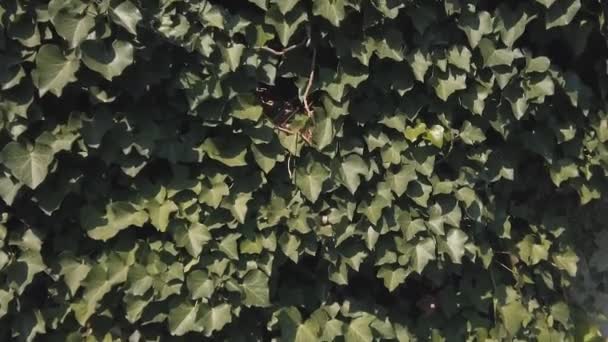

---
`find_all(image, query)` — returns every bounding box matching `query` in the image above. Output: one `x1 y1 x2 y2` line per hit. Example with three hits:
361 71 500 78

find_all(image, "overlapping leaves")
0 0 606 340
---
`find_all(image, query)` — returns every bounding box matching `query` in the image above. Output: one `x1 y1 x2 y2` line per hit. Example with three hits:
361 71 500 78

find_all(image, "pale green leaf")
110 1 142 35
81 40 134 80
31 44 79 97
1 142 54 189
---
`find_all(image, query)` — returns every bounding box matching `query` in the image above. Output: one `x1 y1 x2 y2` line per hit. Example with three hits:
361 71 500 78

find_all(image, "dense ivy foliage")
1 0 608 340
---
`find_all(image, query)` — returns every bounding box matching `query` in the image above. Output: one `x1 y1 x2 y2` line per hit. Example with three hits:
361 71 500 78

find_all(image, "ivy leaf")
172 222 211 258
413 238 436 274
199 304 233 336
536 0 557 7
500 301 532 336
385 164 417 197
241 270 270 307
81 202 149 241
201 137 248 167
199 177 230 208
110 1 142 35
218 233 241 260
444 229 468 264
81 40 134 80
31 44 80 97
459 121 486 144
148 200 178 232
479 38 515 67
377 266 408 292
187 270 215 300
52 11 95 48
550 159 579 187
59 257 91 296
265 7 308 46
279 307 322 342
168 301 199 336
496 5 537 47
433 69 467 101
336 154 368 194
345 315 374 342
546 0 581 29
220 43 245 72
458 11 493 48
313 0 346 27
295 161 329 203
274 0 299 14
0 142 54 189
552 249 579 276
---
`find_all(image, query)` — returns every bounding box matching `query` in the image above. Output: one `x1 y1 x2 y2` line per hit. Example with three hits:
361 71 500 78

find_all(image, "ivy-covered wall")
1 0 608 340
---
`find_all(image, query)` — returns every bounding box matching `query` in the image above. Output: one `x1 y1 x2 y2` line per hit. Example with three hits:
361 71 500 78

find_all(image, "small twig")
275 126 312 145
257 40 306 56
287 154 293 180
496 261 516 275
302 48 317 118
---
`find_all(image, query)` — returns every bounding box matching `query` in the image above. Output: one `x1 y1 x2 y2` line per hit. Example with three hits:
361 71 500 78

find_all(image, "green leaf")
377 266 408 292
313 0 346 27
222 192 252 224
187 270 215 300
336 154 368 194
413 238 436 274
295 161 330 203
447 46 472 72
459 121 486 144
168 301 199 336
173 222 211 258
81 40 134 80
72 252 133 325
546 0 581 29
536 0 557 7
199 176 230 208
345 315 374 342
232 95 263 121
407 49 432 82
201 137 248 167
312 114 334 150
81 202 149 241
500 301 532 336
110 1 142 35
552 249 579 277
274 0 299 14
59 257 91 296
31 44 80 97
1 142 54 189
550 159 579 187
279 307 323 342
433 69 467 101
265 7 308 46
279 232 301 262
496 5 537 47
147 200 178 232
458 11 493 48
221 43 245 72
241 269 270 307
52 11 96 48
199 304 232 336
218 233 241 260
386 164 417 197
425 125 445 148
444 229 468 264
516 234 551 266
478 38 515 67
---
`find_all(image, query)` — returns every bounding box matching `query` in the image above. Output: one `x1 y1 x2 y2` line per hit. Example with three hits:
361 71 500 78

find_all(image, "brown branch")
274 126 312 145
302 47 317 118
257 40 305 56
